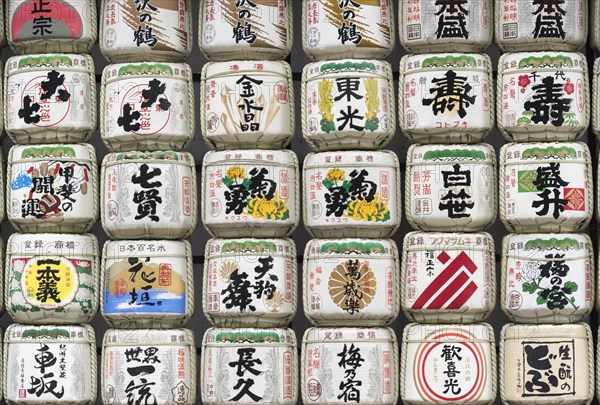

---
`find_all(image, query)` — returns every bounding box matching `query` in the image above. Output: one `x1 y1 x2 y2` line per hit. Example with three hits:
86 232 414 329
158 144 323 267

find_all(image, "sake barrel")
406 143 497 232
303 150 401 238
199 0 293 60
302 59 395 151
7 144 98 233
499 142 593 233
7 0 97 54
201 60 294 150
101 151 197 239
100 0 192 63
399 53 494 143
202 328 298 404
204 238 297 327
6 233 99 325
0 149 6 224
102 328 196 405
302 327 399 404
4 54 96 144
302 0 395 61
303 238 400 326
495 0 587 52
501 233 593 324
402 232 495 323
4 324 97 404
101 62 194 152
202 150 299 238
398 0 493 53
401 323 496 405
102 240 193 328
501 323 593 404
498 52 589 142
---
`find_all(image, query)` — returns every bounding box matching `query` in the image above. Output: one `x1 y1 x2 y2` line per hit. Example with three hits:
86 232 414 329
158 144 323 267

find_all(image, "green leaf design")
322 178 333 190
281 210 290 221
380 211 391 222
242 178 252 190
517 117 532 124
536 294 548 305
222 176 233 188
342 180 351 193
564 281 579 293
522 281 538 294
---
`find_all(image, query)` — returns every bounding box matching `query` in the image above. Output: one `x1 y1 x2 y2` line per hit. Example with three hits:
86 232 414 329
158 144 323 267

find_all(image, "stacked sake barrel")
300 2 401 404
197 2 300 404
495 2 595 404
397 2 498 404
2 1 99 403
97 2 198 404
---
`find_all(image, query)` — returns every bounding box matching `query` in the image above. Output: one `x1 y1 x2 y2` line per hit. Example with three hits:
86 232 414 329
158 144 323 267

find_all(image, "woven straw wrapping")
494 0 588 52
405 143 498 232
499 142 593 233
101 152 198 239
101 240 194 328
198 0 293 61
400 323 497 405
501 233 595 324
301 59 396 151
202 150 300 238
500 323 594 405
593 1 600 51
0 149 5 224
3 324 97 404
100 63 195 152
100 0 192 63
102 328 196 405
202 327 297 404
201 61 295 150
398 53 495 143
4 54 97 144
301 327 399 404
7 0 97 54
498 52 590 142
301 0 395 61
7 143 99 233
203 238 297 327
302 238 400 326
398 0 493 53
592 58 600 141
303 150 401 238
5 234 99 324
401 231 497 324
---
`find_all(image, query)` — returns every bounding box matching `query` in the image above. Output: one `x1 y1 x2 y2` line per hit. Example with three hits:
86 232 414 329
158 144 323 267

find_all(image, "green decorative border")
319 241 386 254
20 146 77 158
423 149 486 161
421 55 478 68
221 240 278 253
22 328 71 339
18 55 73 68
517 55 574 69
524 238 581 251
521 146 577 159
117 63 174 76
319 61 376 73
215 330 281 343
116 151 180 161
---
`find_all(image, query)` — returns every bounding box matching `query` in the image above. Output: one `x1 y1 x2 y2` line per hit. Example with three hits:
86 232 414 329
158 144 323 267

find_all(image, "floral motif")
518 74 531 93
563 79 574 95
326 168 346 183
226 166 246 181
328 259 376 314
345 193 390 222
246 192 289 220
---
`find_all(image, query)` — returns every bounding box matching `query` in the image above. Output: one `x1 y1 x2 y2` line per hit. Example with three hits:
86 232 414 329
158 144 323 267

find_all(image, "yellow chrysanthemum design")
226 166 246 181
345 192 389 222
326 168 346 183
328 260 376 314
245 192 289 220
